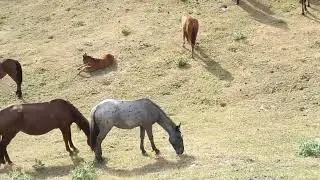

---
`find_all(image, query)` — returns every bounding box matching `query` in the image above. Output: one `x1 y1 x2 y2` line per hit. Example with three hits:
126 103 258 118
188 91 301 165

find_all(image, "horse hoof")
95 156 104 163
155 149 160 155
141 151 148 156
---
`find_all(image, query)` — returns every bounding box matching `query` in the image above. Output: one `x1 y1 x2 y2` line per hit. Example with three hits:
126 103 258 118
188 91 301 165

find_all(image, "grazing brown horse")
77 53 115 76
301 0 310 15
0 99 90 165
182 15 199 58
0 59 23 98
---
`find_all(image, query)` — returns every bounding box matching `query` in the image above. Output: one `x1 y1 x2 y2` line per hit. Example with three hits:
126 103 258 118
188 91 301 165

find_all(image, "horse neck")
67 103 90 138
156 111 176 137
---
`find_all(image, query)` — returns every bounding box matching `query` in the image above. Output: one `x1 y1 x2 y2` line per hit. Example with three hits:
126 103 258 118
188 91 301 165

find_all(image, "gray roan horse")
90 98 184 162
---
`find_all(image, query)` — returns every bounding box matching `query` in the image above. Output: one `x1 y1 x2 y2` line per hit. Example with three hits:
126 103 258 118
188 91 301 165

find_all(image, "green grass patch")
71 161 97 180
299 138 320 157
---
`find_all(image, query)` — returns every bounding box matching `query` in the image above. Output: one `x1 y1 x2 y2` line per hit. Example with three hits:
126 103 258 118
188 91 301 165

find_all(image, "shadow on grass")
97 154 195 177
238 0 289 30
193 46 234 81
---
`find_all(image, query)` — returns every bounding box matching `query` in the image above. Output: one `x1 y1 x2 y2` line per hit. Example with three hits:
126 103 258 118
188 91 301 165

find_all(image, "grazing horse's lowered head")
169 123 184 155
0 59 23 98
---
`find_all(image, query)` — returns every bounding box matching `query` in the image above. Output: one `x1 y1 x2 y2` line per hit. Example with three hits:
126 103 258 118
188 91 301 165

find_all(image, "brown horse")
76 53 115 76
0 99 90 165
182 15 199 58
301 0 310 15
0 59 23 98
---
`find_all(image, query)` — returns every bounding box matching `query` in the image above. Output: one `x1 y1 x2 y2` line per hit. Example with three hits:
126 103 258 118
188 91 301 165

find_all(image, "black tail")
90 107 99 151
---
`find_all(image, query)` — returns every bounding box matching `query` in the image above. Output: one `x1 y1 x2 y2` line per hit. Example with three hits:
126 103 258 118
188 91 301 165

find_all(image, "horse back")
182 15 199 44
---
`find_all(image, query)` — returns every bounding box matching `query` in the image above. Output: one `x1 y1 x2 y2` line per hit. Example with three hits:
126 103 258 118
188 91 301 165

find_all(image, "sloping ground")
0 0 320 179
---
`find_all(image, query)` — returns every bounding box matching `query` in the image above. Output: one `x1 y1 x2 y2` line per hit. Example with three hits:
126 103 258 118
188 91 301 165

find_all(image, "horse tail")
63 100 90 138
190 19 199 46
90 106 99 151
13 60 22 86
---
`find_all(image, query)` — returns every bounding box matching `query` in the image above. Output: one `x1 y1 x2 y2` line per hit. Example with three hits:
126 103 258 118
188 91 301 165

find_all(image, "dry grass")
1 0 320 179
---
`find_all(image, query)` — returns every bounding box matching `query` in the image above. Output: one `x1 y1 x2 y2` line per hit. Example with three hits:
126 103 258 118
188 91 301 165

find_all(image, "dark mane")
144 98 177 127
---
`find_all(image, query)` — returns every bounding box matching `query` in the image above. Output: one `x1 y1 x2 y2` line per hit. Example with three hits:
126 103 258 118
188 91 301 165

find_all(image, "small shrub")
71 161 96 180
177 59 187 68
310 41 320 48
299 138 320 157
7 168 32 180
233 32 247 41
121 27 131 36
32 158 45 171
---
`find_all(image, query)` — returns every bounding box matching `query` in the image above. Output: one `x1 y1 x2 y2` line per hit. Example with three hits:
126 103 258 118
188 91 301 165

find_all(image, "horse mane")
56 99 90 138
145 98 176 127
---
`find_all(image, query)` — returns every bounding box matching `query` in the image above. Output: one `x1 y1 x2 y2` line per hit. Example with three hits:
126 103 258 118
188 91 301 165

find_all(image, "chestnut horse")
0 99 90 165
301 0 310 15
76 53 115 76
0 59 23 98
182 15 199 58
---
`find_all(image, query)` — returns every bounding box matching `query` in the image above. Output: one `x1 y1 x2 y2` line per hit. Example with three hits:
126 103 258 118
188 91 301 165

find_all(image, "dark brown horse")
0 59 23 98
0 99 90 165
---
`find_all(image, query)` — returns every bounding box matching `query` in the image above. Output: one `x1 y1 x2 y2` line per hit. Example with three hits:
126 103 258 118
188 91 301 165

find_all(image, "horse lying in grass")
76 53 115 76
0 99 90 165
90 98 184 162
182 15 199 58
0 59 23 98
301 0 310 15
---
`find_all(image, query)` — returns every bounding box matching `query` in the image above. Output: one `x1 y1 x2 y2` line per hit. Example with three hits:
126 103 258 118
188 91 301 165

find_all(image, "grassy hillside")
1 0 320 179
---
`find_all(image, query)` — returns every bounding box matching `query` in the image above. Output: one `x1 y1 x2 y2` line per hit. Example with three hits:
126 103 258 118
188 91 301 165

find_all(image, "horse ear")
176 123 181 130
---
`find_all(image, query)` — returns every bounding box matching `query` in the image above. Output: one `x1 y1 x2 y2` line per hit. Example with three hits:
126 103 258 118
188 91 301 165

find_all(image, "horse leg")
307 0 310 7
1 132 17 165
66 126 79 153
191 44 195 58
95 126 112 162
302 0 305 15
182 30 187 47
237 0 239 5
145 126 160 155
140 126 147 155
0 146 5 165
60 128 73 156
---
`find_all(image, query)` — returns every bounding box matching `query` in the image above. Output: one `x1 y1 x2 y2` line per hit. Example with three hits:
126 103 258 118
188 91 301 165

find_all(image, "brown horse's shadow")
34 154 85 178
238 0 289 30
193 46 234 81
305 11 320 23
0 154 85 178
97 154 195 177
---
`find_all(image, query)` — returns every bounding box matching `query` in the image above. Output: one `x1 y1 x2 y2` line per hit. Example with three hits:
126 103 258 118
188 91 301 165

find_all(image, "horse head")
169 122 184 155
